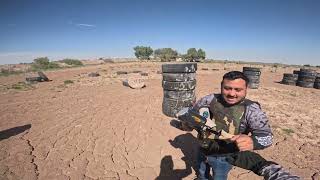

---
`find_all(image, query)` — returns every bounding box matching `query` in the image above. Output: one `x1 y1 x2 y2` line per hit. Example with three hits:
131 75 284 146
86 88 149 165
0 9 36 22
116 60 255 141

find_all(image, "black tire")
283 73 298 78
116 71 128 75
248 79 260 84
282 77 297 81
299 69 317 77
281 80 296 86
248 83 259 89
243 71 261 76
296 81 314 88
246 76 260 81
162 63 197 73
163 90 195 99
315 77 320 83
298 76 316 82
162 97 195 117
26 77 42 82
162 80 196 91
299 72 317 77
314 82 320 89
162 73 196 82
293 70 300 75
38 71 49 81
243 67 261 72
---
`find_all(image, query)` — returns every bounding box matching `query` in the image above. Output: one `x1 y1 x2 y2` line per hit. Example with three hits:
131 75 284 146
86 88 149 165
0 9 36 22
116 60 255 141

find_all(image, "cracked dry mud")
0 62 319 180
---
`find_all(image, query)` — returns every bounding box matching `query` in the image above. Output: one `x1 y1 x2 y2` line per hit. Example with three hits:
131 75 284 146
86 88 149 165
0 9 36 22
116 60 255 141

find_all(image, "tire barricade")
282 68 320 89
162 63 197 117
242 67 261 89
314 73 320 89
296 68 317 88
281 73 298 86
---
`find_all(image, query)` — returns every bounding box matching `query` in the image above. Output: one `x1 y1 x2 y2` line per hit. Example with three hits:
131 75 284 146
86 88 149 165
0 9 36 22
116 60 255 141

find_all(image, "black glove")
225 151 276 175
199 137 239 155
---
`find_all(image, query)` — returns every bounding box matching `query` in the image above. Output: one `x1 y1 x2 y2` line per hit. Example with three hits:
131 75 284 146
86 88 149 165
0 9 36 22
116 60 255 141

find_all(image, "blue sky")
0 0 319 65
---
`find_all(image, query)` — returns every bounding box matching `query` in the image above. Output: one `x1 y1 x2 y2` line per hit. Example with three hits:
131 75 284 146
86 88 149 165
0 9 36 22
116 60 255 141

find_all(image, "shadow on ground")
0 124 31 141
156 132 199 180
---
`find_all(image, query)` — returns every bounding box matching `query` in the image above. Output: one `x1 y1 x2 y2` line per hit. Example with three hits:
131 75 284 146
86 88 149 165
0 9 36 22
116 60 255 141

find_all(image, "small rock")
116 71 128 75
123 77 146 89
140 72 148 76
88 72 100 77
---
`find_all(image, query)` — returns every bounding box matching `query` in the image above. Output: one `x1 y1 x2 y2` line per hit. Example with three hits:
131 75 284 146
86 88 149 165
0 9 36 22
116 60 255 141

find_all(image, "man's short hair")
221 71 249 86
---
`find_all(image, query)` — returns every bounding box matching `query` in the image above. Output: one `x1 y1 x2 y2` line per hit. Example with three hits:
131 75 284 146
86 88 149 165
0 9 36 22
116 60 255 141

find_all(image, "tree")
197 48 206 60
34 57 50 67
133 46 153 60
186 48 198 62
154 48 178 62
32 57 60 70
183 48 206 62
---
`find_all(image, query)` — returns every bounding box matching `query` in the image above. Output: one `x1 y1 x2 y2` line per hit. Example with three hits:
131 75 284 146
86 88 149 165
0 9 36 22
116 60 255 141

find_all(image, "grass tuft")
64 80 74 85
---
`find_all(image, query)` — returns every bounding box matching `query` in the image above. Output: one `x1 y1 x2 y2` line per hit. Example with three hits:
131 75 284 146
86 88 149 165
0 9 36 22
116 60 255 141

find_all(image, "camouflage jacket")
260 164 300 180
193 93 273 150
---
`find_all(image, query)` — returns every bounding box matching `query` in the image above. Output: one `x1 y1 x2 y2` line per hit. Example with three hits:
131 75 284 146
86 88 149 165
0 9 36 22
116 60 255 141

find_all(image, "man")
192 71 273 180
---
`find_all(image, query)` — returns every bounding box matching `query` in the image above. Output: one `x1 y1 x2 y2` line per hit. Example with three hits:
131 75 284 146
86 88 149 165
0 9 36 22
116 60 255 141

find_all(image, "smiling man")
192 71 273 180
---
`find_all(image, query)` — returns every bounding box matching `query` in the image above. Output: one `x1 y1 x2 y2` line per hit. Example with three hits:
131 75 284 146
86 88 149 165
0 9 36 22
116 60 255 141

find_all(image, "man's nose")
229 90 236 96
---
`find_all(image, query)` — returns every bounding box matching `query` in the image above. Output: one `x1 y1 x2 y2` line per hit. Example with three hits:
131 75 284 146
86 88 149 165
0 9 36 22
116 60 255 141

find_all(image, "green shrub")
64 80 74 85
31 57 61 70
8 82 34 91
0 69 23 76
61 59 83 66
282 128 294 135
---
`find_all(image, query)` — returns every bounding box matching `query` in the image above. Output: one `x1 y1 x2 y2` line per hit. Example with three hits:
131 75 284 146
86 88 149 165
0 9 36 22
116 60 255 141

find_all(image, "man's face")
221 78 247 105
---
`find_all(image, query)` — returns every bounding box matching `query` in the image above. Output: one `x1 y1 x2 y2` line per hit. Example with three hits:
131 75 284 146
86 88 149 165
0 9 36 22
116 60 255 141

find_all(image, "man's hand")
231 134 254 151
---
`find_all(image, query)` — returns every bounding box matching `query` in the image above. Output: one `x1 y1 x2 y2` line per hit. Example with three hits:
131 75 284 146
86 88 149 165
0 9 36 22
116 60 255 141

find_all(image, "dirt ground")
0 62 319 180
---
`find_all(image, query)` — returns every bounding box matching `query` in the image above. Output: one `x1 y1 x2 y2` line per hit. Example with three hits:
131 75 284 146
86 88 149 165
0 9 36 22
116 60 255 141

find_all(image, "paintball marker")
172 107 236 153
174 107 234 140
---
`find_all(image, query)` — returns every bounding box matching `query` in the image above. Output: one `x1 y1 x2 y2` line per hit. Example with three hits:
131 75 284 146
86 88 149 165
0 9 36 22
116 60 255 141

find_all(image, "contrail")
76 23 96 27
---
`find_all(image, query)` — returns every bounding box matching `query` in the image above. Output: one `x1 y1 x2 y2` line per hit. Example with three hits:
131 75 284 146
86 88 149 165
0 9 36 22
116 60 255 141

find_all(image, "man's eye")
235 89 242 92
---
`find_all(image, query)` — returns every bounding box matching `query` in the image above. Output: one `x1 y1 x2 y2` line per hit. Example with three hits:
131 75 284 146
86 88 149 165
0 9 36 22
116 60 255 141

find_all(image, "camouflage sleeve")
259 164 300 180
192 93 215 111
225 151 300 180
244 103 273 150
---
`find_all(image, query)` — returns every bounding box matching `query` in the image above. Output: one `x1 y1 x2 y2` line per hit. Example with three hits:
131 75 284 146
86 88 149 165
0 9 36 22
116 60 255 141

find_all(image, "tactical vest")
209 94 247 136
200 94 256 154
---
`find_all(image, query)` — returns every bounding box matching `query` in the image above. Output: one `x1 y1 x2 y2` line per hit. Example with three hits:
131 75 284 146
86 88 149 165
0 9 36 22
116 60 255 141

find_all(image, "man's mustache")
226 95 236 98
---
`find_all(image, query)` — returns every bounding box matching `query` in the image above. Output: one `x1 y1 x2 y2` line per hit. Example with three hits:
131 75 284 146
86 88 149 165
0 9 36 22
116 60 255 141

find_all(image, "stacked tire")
314 73 320 89
293 70 300 75
242 67 261 89
296 68 317 88
162 63 197 117
281 73 298 86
